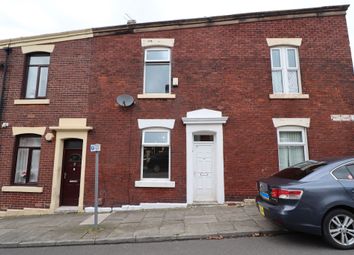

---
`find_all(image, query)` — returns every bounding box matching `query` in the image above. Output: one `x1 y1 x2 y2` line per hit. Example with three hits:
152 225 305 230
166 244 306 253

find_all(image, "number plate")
258 204 265 217
260 191 270 200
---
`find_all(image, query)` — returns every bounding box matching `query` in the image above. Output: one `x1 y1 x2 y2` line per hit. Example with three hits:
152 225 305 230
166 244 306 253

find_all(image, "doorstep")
55 206 79 213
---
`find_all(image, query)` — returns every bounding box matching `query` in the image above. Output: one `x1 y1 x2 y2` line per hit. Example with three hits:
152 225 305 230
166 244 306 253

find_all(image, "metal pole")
94 151 99 227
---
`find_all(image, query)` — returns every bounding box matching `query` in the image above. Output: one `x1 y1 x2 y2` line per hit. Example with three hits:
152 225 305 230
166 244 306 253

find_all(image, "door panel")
193 142 216 202
60 148 82 206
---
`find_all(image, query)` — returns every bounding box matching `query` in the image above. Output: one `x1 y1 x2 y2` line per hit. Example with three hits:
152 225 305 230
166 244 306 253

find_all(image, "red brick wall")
84 14 353 206
1 13 353 209
0 39 91 209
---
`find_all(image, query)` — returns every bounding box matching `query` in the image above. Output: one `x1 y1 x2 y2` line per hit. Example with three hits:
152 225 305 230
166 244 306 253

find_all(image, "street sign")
90 144 101 152
90 143 101 227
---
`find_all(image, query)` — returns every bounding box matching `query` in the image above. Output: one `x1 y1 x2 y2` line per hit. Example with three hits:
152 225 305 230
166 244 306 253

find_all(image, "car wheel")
323 209 354 249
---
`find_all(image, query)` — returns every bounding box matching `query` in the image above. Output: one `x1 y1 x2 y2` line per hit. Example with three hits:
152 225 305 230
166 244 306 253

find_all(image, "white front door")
193 141 216 202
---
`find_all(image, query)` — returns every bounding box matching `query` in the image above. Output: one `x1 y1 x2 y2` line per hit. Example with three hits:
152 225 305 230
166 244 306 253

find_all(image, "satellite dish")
116 94 134 107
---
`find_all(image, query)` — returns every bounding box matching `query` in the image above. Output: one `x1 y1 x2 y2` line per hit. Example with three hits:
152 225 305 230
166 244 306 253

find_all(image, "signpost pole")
90 143 101 228
94 150 99 227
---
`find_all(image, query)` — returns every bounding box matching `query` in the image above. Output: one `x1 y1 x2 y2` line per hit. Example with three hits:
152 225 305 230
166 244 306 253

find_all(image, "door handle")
69 180 79 183
64 172 67 179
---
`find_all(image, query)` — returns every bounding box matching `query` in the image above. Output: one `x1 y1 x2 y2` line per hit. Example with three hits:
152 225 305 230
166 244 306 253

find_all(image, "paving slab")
215 212 251 222
122 212 147 223
80 213 111 225
134 226 160 237
159 222 185 235
185 215 217 224
207 222 235 232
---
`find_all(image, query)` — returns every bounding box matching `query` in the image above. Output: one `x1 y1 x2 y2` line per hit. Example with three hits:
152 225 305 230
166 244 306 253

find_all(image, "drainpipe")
0 46 12 156
0 46 11 123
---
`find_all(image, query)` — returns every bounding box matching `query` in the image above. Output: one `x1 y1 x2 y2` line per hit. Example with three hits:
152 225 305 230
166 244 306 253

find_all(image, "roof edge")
0 28 93 49
0 5 349 48
93 5 349 36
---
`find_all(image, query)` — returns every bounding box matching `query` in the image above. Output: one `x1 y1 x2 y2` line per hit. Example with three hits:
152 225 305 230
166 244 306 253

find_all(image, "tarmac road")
0 233 353 255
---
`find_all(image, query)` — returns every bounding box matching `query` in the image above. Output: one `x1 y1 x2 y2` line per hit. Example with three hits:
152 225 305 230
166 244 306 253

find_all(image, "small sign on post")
90 144 101 153
90 144 101 228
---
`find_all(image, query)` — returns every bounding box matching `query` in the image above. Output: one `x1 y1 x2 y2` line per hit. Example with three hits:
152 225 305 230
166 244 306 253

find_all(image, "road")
0 233 352 255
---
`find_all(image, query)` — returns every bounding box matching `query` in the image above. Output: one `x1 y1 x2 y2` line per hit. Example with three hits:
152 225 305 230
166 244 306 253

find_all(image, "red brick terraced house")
0 5 353 215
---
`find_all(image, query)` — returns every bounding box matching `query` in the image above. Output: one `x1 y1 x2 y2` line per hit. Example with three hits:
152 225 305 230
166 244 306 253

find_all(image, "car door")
332 163 354 200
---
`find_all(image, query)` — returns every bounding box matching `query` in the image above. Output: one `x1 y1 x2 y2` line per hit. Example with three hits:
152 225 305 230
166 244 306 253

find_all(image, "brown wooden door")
60 145 82 206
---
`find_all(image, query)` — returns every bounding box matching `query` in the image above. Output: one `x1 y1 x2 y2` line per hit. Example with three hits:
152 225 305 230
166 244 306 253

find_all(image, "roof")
0 5 349 49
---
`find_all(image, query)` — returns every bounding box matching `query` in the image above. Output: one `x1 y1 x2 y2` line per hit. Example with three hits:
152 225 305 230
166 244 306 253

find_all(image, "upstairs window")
144 48 171 94
25 54 50 99
13 135 41 184
277 127 308 170
271 47 301 94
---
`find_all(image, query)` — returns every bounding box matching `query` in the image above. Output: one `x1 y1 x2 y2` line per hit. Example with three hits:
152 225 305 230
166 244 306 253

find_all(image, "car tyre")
322 209 354 249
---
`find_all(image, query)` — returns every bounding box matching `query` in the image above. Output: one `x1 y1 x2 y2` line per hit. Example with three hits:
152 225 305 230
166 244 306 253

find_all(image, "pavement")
0 204 284 248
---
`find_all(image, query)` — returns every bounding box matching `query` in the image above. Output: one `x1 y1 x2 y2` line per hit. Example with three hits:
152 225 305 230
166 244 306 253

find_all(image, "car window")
345 164 354 177
273 160 327 180
332 166 354 180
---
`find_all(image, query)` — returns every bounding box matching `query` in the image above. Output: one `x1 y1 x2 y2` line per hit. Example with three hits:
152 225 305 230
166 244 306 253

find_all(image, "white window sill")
1 186 43 193
269 94 309 99
135 180 175 188
14 99 50 105
137 94 176 99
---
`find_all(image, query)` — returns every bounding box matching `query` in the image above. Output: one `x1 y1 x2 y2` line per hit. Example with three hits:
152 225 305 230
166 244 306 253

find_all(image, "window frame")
12 134 42 185
143 47 171 94
140 128 171 181
276 126 309 170
23 53 50 99
270 47 302 94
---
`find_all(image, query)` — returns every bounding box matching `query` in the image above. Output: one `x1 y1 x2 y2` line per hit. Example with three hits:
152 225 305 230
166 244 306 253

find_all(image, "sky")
0 0 353 64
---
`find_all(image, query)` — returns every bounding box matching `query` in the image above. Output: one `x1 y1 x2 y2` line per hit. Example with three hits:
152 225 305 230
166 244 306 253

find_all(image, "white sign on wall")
331 115 354 122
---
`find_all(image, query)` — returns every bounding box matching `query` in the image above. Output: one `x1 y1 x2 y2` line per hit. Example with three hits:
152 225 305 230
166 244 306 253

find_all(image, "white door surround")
182 109 228 204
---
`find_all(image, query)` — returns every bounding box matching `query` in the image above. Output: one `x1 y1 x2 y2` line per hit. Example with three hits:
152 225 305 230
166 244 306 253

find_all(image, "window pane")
271 49 281 68
144 132 168 144
279 131 303 143
346 165 354 176
38 67 48 97
287 49 297 68
64 139 83 149
194 135 214 141
30 56 50 65
14 148 29 184
278 147 288 170
333 166 353 180
279 146 305 170
287 70 299 93
146 50 170 61
29 150 40 182
25 67 38 98
289 146 305 165
19 137 41 147
272 71 283 93
145 64 170 93
143 147 169 178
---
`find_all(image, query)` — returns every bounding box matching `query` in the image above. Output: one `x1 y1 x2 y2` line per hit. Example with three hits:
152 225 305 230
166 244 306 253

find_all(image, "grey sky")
0 0 353 64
